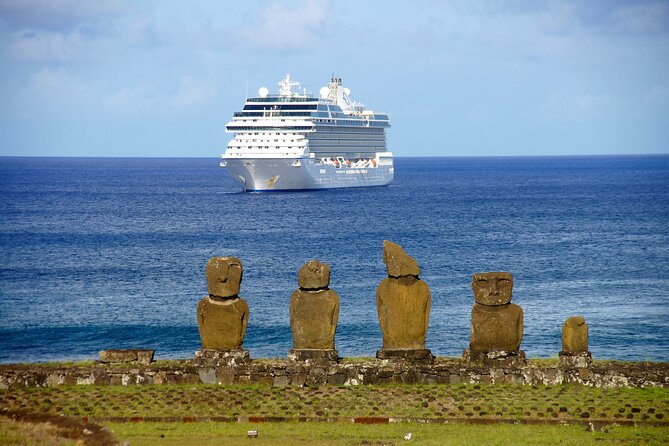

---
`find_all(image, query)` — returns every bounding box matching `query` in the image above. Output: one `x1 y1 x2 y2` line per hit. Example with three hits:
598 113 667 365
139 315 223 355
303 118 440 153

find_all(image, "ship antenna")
245 79 248 100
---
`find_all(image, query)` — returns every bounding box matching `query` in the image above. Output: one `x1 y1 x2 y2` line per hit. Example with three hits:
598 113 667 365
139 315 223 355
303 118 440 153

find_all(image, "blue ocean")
1 156 668 363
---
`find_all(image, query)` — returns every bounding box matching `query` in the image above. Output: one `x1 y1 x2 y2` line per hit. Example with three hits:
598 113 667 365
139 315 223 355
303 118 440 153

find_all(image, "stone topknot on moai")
376 241 433 363
559 316 592 368
195 257 250 366
463 272 526 366
288 259 340 363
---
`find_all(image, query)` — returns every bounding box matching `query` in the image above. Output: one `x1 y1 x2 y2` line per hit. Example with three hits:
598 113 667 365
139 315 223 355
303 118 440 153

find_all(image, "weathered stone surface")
193 348 251 367
290 289 339 350
471 272 513 306
376 349 434 365
462 349 527 367
469 303 523 351
298 260 331 290
99 349 155 365
1 358 668 389
197 296 249 349
383 240 420 278
559 351 593 369
562 316 589 352
288 349 339 363
206 257 243 298
376 276 431 350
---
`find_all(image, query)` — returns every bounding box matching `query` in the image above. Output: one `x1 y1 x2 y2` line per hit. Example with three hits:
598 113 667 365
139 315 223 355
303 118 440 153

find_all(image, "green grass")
2 383 667 423
108 421 669 446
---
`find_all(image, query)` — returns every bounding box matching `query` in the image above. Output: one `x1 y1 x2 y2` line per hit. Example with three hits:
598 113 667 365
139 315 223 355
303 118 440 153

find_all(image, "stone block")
462 349 527 367
288 349 339 364
99 349 155 365
376 349 434 365
327 373 347 385
559 351 593 369
197 367 216 384
194 349 251 367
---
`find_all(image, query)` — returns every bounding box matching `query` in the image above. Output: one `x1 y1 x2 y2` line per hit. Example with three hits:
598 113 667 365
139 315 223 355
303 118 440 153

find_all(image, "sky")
0 0 668 157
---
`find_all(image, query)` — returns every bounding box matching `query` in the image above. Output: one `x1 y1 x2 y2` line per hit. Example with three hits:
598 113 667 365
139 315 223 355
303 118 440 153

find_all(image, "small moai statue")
288 260 340 363
376 240 433 363
463 272 526 366
195 256 250 366
559 316 592 368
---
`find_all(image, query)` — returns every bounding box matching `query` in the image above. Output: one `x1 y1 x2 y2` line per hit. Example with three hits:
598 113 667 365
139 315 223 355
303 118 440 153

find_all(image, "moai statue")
288 260 340 363
376 240 433 363
463 272 526 366
559 316 592 368
195 257 250 366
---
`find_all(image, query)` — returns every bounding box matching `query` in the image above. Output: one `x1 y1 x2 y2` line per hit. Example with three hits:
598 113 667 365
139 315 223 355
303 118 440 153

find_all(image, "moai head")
206 257 243 298
298 260 330 290
383 240 420 278
471 272 513 306
562 316 589 352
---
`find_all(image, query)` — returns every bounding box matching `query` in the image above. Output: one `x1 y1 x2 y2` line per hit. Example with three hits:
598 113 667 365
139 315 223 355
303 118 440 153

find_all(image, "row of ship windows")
230 146 301 150
234 140 302 143
239 118 386 126
228 126 385 133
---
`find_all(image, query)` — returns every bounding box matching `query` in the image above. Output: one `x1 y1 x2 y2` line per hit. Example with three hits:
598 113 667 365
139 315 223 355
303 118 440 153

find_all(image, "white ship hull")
222 157 394 191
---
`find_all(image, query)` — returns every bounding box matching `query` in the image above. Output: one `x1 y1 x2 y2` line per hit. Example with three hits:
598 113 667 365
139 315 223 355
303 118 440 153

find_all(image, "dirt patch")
1 409 120 446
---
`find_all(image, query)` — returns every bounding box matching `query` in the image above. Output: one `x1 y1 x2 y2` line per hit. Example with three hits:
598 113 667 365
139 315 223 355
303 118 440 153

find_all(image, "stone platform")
376 349 434 365
2 357 667 389
462 349 527 367
288 349 339 365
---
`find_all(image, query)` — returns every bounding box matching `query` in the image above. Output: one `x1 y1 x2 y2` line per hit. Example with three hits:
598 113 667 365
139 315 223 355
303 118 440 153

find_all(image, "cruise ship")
220 74 393 191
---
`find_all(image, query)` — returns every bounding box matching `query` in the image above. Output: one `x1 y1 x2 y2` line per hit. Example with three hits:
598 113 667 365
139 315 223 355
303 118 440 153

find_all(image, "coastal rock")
290 289 339 350
469 302 524 351
471 272 513 306
562 316 589 353
382 240 420 278
297 259 331 290
376 274 431 350
206 257 243 298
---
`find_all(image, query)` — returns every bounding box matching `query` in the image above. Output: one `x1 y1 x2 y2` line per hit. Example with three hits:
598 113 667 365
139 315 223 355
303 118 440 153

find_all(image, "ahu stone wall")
1 358 667 390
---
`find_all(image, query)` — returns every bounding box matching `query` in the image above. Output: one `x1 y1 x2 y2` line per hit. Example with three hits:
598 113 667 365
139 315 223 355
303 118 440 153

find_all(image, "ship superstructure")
220 74 394 191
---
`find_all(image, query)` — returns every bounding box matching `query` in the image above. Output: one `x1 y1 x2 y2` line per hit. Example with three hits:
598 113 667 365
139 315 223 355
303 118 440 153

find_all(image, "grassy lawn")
108 421 669 446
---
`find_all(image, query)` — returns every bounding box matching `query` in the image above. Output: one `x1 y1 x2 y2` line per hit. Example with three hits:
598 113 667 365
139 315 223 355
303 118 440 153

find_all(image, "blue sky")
1 0 668 157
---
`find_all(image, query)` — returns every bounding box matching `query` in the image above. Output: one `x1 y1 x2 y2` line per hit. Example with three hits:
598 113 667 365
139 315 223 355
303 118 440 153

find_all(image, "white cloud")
544 91 612 114
102 76 216 114
26 68 93 111
241 0 329 51
610 2 669 33
8 29 83 62
0 0 128 31
170 76 217 109
103 83 159 113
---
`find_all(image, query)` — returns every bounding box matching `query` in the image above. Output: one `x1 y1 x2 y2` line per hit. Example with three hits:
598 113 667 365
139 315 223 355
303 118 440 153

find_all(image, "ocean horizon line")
1 153 668 160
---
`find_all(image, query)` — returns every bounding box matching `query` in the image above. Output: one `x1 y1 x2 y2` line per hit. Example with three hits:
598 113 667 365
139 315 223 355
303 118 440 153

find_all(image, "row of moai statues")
196 240 592 367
